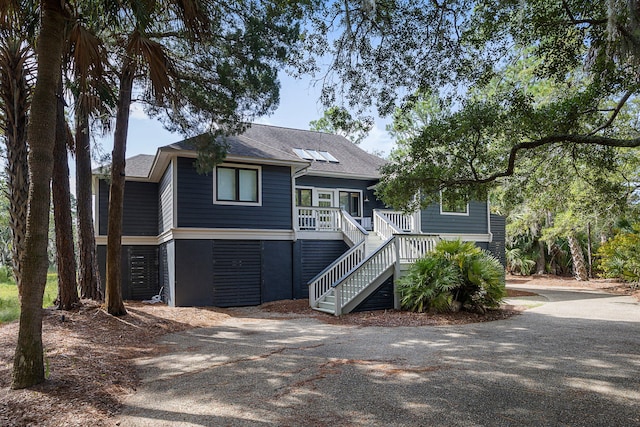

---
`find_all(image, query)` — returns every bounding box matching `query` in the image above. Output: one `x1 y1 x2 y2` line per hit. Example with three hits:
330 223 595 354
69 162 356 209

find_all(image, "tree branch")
588 91 632 135
456 134 640 185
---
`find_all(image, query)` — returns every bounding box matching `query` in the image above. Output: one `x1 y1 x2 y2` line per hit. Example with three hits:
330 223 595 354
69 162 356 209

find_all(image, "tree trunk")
53 78 79 309
105 59 135 316
12 0 65 389
75 104 102 300
0 39 31 296
535 239 546 275
567 232 588 281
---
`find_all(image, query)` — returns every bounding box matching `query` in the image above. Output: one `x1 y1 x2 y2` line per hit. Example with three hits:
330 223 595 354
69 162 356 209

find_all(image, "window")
339 191 361 217
440 190 468 215
215 165 260 205
295 188 312 206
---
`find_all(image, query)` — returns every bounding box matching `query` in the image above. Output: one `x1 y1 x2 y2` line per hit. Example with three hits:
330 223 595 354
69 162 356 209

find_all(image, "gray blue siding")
421 201 488 234
172 239 293 307
293 239 349 299
158 163 173 233
489 214 506 266
176 157 292 229
98 180 158 236
353 276 394 312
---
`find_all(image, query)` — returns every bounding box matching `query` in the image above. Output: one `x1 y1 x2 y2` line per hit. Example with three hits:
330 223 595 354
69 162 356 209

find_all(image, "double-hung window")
215 164 261 205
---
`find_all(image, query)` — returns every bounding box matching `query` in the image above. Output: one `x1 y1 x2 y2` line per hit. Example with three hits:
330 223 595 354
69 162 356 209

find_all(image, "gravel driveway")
118 285 640 426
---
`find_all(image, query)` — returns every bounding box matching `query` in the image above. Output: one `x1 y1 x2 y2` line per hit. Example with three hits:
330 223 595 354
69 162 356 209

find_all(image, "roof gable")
110 124 386 181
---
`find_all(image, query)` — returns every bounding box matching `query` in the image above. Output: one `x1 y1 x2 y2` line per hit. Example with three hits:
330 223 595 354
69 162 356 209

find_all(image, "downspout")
486 196 493 243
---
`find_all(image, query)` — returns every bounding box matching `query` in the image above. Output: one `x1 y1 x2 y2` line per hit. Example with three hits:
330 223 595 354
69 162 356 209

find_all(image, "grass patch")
0 273 58 324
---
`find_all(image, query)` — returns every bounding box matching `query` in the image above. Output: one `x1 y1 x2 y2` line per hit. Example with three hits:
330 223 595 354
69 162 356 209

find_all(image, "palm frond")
126 29 174 102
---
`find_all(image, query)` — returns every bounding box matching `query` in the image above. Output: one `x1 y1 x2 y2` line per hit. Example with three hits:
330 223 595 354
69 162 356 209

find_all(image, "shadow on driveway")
118 288 640 427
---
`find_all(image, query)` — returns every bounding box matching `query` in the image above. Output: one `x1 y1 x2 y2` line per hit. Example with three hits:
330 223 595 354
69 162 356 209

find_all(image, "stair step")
312 306 335 314
318 300 335 311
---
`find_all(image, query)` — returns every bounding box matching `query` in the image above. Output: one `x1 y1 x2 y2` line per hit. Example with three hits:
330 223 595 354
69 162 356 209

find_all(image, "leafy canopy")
309 106 372 144
303 1 640 210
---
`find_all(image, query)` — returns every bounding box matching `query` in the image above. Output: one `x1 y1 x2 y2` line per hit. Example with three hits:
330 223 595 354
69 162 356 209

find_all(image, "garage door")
212 240 262 307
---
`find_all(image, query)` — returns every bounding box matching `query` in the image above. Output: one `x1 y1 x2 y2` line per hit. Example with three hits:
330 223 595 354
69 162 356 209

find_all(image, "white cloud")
129 103 148 120
361 122 395 158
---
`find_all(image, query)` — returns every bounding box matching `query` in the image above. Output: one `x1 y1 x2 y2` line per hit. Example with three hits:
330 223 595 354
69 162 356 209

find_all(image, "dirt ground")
0 275 637 426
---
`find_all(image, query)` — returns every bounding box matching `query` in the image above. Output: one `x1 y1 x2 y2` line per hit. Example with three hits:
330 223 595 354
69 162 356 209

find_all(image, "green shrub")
397 256 460 312
506 248 536 275
398 239 506 313
597 230 640 282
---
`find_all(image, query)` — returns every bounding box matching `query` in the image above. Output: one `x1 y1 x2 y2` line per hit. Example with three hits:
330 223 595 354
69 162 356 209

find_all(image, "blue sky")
100 73 396 161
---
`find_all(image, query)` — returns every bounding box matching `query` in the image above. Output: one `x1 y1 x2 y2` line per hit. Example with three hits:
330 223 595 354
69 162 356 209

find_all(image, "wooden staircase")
309 210 439 315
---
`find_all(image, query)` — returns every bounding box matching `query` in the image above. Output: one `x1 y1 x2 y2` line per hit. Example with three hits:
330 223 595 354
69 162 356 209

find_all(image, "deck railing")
397 234 440 263
308 241 365 307
331 234 439 315
373 210 403 240
340 210 368 246
376 209 420 233
297 207 341 231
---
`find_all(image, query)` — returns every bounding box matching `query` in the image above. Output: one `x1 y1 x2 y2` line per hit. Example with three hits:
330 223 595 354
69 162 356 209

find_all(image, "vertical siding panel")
212 240 262 307
297 240 349 298
489 214 506 267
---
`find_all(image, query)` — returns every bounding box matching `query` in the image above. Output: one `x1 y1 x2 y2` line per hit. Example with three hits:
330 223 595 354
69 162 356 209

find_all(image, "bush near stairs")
397 240 506 314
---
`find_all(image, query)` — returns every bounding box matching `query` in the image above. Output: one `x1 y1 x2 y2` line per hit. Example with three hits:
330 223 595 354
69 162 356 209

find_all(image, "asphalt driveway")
118 285 640 426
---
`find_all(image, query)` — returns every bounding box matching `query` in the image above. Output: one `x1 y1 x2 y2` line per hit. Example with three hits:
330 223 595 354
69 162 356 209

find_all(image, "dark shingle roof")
166 124 385 178
124 154 156 178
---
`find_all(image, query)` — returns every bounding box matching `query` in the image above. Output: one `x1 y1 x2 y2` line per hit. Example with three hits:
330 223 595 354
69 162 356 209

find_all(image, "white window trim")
314 188 336 207
337 188 364 219
294 185 314 207
213 163 262 206
439 190 469 216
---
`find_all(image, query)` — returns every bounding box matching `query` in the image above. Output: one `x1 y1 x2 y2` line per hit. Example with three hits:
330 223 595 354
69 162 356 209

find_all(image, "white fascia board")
303 171 381 180
97 228 297 245
437 233 493 243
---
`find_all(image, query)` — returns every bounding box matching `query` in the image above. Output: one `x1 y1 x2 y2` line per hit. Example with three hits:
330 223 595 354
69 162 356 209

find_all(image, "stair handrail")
308 240 366 307
330 234 441 315
376 209 420 233
331 236 398 315
340 209 368 246
373 210 403 240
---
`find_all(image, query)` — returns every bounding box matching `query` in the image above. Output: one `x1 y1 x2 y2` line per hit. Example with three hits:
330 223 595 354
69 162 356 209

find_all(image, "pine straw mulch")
0 275 637 427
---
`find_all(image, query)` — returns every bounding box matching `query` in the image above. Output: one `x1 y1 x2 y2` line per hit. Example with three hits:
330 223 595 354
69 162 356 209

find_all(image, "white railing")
328 234 440 315
397 234 440 263
308 241 365 307
373 210 403 240
335 239 397 314
341 210 368 246
297 207 341 231
378 210 420 233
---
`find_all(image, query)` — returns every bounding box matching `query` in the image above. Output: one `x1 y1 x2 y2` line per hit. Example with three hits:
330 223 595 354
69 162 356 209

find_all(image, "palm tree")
0 1 37 296
10 0 67 389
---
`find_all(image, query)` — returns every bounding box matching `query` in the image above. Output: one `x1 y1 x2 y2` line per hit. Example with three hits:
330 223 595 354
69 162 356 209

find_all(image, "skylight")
292 148 314 160
318 151 339 163
293 148 339 163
